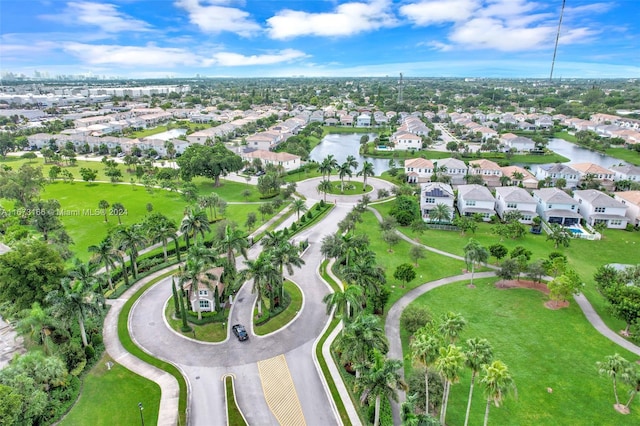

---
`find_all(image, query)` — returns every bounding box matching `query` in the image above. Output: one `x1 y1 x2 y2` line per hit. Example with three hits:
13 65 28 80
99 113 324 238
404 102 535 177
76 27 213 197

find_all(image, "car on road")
232 324 248 341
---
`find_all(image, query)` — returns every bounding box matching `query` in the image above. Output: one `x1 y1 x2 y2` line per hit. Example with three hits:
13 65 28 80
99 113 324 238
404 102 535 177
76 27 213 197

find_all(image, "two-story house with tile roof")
468 159 503 187
405 158 434 183
532 188 581 226
457 184 496 221
535 164 580 189
574 189 628 229
392 131 422 151
437 157 468 185
420 182 455 223
494 186 538 224
572 163 616 191
614 191 640 226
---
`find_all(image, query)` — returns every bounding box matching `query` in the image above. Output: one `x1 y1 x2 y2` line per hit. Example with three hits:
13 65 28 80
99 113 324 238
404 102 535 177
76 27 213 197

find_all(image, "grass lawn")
361 148 568 164
372 203 640 345
324 181 373 195
401 277 640 426
322 126 377 136
225 376 248 426
605 147 640 165
254 280 303 335
554 130 578 143
165 296 228 342
60 353 160 426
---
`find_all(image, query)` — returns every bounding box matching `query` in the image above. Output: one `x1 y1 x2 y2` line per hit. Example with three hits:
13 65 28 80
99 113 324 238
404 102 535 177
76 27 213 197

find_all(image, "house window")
425 197 435 204
595 207 606 213
199 290 208 296
610 219 622 226
547 204 553 209
507 203 517 209
523 215 532 221
199 300 210 309
465 200 476 206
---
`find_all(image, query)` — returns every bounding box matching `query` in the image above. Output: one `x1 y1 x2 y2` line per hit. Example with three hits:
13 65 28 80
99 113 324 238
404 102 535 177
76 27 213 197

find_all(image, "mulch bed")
495 279 569 310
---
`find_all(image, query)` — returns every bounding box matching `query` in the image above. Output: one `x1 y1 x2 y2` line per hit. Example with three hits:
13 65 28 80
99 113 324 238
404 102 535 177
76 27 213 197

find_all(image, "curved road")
129 177 395 425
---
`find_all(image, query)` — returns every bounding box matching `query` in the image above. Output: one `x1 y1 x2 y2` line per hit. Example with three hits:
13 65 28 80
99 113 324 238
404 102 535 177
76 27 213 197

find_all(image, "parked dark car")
232 324 248 341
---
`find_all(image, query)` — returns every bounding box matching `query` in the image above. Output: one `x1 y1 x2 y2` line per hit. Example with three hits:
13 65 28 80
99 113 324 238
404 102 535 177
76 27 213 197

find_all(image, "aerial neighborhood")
0 76 639 426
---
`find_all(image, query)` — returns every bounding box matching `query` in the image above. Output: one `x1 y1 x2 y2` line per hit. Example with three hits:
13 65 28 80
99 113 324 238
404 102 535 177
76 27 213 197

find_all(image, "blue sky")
1 0 638 78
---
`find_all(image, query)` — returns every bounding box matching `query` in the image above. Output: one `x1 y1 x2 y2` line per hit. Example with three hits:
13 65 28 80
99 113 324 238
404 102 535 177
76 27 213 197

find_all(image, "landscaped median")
224 375 248 426
254 280 303 336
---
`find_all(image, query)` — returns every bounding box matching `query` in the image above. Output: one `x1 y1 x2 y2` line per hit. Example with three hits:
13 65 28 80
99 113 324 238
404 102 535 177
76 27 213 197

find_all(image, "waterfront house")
405 158 434 183
532 188 581 226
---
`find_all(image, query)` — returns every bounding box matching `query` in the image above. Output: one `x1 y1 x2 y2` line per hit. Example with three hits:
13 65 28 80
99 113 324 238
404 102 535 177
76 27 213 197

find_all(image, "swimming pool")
567 227 584 234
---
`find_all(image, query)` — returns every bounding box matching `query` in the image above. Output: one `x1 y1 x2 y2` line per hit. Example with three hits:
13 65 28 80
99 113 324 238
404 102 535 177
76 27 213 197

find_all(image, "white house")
183 266 225 312
500 166 538 189
437 157 468 185
241 149 301 172
572 163 615 190
392 131 422 151
502 136 536 152
610 164 640 183
536 164 580 189
356 114 371 127
468 159 503 187
457 184 496 221
420 182 455 223
404 158 434 183
494 186 537 224
532 188 581 226
614 191 640 226
574 189 628 229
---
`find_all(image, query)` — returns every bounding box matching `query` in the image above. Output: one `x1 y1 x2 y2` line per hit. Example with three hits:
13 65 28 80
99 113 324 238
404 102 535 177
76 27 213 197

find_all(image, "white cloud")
40 1 152 33
449 17 553 52
210 49 308 66
564 2 614 16
266 0 397 39
63 43 201 67
400 0 479 25
174 0 260 36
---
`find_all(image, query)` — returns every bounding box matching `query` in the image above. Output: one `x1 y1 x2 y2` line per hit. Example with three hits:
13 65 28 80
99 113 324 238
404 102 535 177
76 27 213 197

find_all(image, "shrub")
290 222 298 232
300 215 306 223
306 210 313 219
84 344 96 360
400 305 432 335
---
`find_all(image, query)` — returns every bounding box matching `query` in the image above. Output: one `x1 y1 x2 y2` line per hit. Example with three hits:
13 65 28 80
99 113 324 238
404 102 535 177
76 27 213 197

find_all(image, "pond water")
309 134 627 177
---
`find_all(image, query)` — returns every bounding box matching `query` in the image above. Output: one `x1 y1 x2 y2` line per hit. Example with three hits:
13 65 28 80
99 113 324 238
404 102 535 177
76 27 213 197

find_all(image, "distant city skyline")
1 0 639 79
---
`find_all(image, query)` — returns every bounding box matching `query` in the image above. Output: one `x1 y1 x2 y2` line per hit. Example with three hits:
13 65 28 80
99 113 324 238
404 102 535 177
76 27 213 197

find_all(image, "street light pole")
138 402 145 426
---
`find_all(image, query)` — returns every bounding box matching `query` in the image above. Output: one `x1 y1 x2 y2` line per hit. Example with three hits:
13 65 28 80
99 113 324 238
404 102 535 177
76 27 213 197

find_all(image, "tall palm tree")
317 179 333 202
337 313 389 378
216 224 249 272
464 338 494 426
464 238 489 287
481 360 516 426
430 203 452 224
242 252 280 316
597 353 631 407
260 229 289 250
338 162 352 193
410 328 442 415
69 258 101 292
198 193 220 221
345 154 359 177
88 237 121 291
269 241 305 302
98 199 109 222
435 344 466 425
144 213 178 263
177 242 219 320
291 199 307 220
111 202 126 225
355 350 407 426
325 154 338 179
180 207 210 248
322 284 364 324
16 302 55 355
343 250 386 300
46 277 104 347
114 224 146 279
438 311 467 344
357 161 375 190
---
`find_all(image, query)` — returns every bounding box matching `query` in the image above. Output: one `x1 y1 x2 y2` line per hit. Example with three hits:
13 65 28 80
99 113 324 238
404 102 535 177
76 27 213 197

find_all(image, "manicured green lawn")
60 353 160 426
361 148 568 164
225 376 248 426
605 147 640 165
401 277 640 425
254 280 303 335
165 296 228 342
324 181 373 195
554 130 577 143
322 126 377 135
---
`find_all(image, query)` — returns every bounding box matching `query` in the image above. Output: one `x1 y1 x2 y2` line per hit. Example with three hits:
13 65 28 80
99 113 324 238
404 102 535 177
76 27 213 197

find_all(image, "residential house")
241 149 301 172
500 165 538 189
494 186 537 224
183 266 225 312
437 157 468 185
457 184 496 221
468 159 503 187
614 191 640 226
405 158 434 183
610 164 640 183
245 131 284 151
574 189 628 229
420 182 455 223
535 164 580 189
502 135 536 152
572 163 615 190
532 188 581 226
356 114 371 127
392 131 422 151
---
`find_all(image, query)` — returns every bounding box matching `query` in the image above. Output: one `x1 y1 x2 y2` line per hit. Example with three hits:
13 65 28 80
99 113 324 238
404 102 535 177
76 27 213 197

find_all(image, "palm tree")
144 213 178 263
546 224 572 249
111 202 125 225
242 252 280 316
337 313 389 378
216 224 249 272
47 277 104 347
464 238 489 287
355 350 407 426
180 207 210 248
597 353 631 408
343 250 386 300
464 338 494 426
269 241 305 302
357 161 375 190
177 247 210 321
69 258 101 293
499 175 511 187
98 199 109 222
317 179 333 202
411 328 442 415
345 154 359 178
338 162 352 193
88 237 121 291
291 199 307 220
438 311 467 344
260 229 289 250
322 284 364 324
435 344 466 425
16 302 55 355
481 360 516 426
430 203 452 224
325 154 338 179
114 224 146 279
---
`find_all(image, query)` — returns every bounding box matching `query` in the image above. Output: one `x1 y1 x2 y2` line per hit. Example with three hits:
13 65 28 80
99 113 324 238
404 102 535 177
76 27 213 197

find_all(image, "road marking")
257 354 306 426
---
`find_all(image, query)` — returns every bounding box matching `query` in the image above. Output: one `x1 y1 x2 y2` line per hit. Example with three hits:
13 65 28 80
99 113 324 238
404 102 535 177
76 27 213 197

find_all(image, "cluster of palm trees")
241 229 305 317
316 154 375 199
597 353 640 414
409 312 516 425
